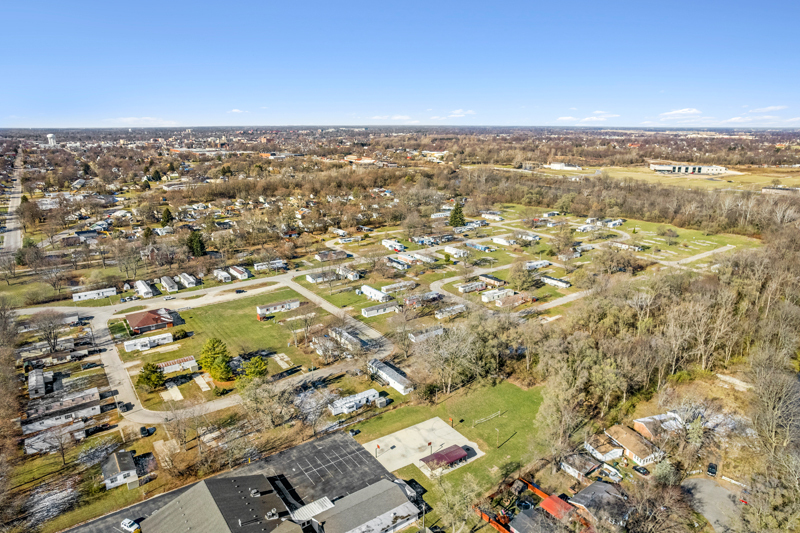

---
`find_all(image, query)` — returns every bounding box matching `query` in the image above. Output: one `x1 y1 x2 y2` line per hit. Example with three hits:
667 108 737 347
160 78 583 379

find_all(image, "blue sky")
2 0 798 128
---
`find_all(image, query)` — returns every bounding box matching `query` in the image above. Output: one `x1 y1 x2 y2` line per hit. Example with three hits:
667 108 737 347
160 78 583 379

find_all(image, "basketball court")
362 417 484 473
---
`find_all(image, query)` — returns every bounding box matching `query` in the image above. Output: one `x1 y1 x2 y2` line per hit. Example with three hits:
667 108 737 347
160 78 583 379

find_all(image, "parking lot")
361 416 484 474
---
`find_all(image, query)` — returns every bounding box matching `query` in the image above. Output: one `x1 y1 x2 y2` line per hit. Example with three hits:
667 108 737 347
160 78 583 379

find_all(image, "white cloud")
556 116 578 121
371 115 389 120
450 109 476 115
449 114 465 118
722 115 781 124
429 116 447 120
660 108 702 117
592 110 608 114
405 120 420 124
578 113 620 123
786 117 800 123
391 115 410 120
104 117 177 127
569 107 578 111
229 109 245 113
749 105 787 113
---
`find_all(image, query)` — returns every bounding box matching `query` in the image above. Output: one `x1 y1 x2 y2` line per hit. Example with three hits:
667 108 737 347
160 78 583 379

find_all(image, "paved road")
682 477 739 532
1 160 24 253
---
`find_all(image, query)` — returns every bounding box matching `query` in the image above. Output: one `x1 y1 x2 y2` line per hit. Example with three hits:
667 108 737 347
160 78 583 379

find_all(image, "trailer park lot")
8 205 761 533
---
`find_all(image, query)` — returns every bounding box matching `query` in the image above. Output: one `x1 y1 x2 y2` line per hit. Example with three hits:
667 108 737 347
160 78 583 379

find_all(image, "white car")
120 519 141 532
164 296 175 300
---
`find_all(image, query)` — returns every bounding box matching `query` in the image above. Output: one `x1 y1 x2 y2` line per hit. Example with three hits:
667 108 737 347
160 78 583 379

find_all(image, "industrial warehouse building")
649 163 727 174
139 433 421 533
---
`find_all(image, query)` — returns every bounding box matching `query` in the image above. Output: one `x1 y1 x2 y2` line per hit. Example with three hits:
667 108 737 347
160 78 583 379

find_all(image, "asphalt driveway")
682 477 740 532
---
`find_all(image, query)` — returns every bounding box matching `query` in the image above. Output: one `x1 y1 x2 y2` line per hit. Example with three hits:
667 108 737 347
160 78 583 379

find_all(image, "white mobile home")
458 281 486 293
229 266 251 280
435 304 467 319
492 237 517 246
381 281 416 294
123 332 174 352
213 269 231 282
481 288 514 302
328 389 380 415
541 275 571 289
523 260 551 270
256 299 301 319
444 246 469 259
362 302 399 317
413 252 436 263
336 265 360 280
160 276 179 293
408 325 444 343
306 271 337 284
368 359 413 395
72 287 116 302
361 285 391 302
179 273 197 288
135 280 153 298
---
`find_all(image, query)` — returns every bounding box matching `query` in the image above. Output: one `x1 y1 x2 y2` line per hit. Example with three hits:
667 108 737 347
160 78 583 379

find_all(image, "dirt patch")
144 343 182 355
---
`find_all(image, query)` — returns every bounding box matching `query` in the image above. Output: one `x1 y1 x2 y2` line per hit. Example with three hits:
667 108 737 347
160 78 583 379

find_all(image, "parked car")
633 466 650 477
118 402 129 413
235 289 246 294
349 429 360 437
120 297 128 303
120 519 141 532
707 463 718 477
140 426 148 438
164 296 175 300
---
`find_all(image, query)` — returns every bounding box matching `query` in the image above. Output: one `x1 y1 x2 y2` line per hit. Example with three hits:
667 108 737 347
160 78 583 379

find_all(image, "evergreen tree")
151 169 162 181
141 180 150 190
186 230 206 257
449 203 466 227
243 356 269 379
161 207 174 227
137 362 165 391
142 227 154 244
199 338 232 381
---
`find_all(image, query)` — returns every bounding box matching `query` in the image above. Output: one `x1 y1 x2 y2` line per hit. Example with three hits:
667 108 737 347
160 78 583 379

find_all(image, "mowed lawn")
352 382 545 528
118 288 324 370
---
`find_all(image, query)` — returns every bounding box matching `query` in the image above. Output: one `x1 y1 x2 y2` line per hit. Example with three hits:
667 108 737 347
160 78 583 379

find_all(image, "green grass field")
352 382 545 528
118 288 327 409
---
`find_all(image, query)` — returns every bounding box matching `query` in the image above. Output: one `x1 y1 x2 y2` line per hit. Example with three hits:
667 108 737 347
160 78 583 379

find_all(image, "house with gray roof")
102 450 138 490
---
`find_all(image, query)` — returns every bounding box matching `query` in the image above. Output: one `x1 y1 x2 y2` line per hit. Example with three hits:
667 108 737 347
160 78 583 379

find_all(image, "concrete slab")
362 417 484 474
194 375 211 392
144 344 181 355
273 353 292 370
159 383 183 401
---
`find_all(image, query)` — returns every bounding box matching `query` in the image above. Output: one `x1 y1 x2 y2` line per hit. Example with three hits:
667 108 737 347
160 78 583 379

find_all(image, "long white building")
649 163 727 175
72 287 116 302
135 280 153 298
361 285 391 302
